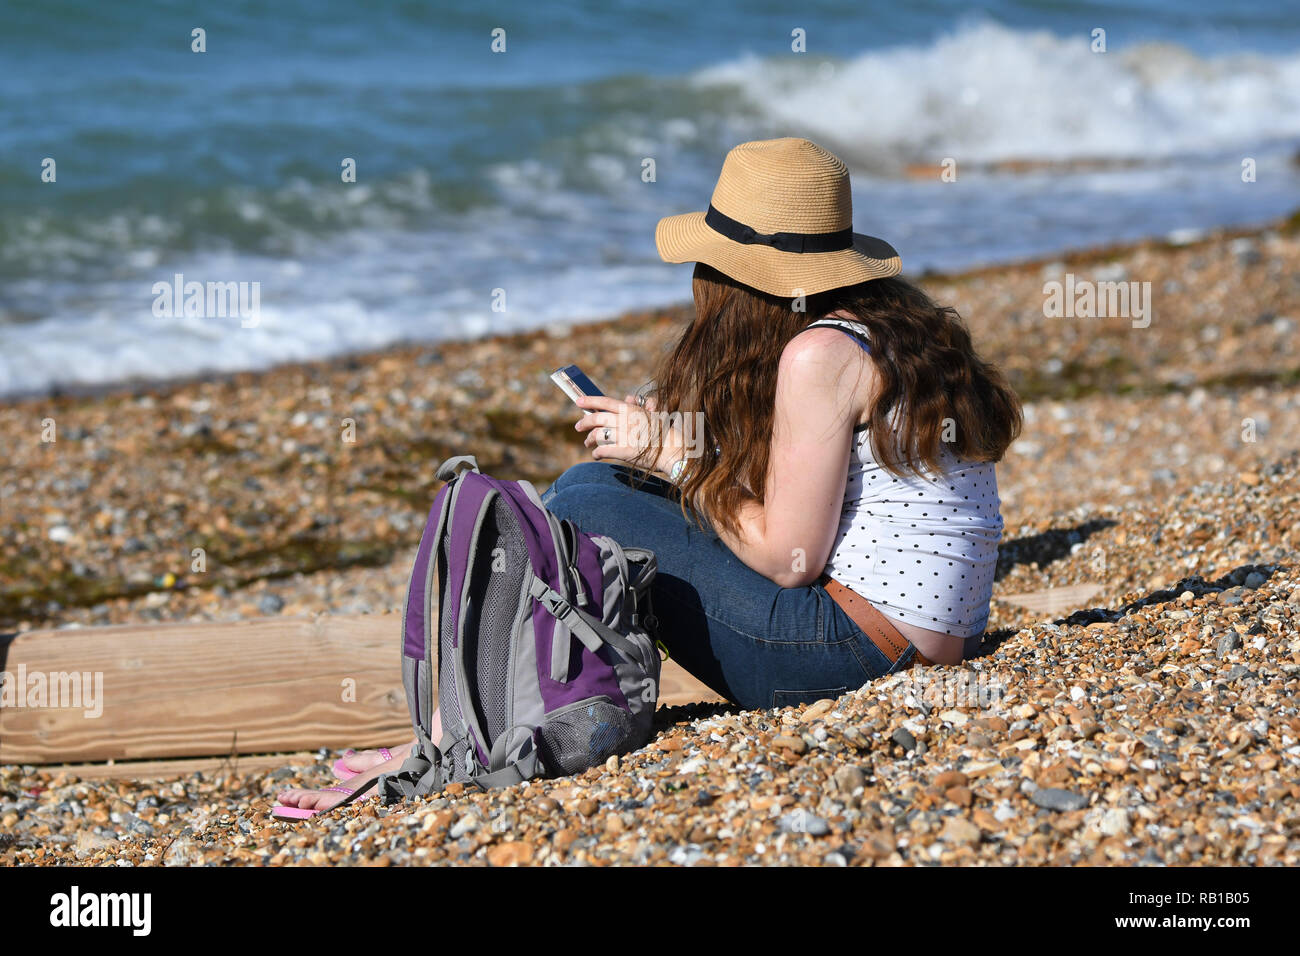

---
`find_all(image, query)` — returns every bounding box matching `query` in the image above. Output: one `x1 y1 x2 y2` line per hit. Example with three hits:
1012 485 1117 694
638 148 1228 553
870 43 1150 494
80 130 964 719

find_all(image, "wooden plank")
1 614 723 766
0 614 408 764
660 661 726 708
40 752 322 783
997 583 1104 617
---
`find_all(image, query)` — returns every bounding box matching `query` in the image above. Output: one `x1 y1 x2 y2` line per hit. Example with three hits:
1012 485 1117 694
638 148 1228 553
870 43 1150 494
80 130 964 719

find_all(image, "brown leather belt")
819 573 933 668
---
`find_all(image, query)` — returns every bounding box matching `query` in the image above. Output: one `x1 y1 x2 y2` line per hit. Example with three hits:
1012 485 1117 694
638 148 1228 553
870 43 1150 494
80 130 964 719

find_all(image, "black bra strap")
804 318 872 355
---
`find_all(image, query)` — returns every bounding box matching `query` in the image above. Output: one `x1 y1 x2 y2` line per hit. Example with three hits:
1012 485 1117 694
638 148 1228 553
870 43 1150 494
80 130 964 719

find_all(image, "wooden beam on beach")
0 613 723 767
0 614 408 765
38 752 322 783
997 583 1104 617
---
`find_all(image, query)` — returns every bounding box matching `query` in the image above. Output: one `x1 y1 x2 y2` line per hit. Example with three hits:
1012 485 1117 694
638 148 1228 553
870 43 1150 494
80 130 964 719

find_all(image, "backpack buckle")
540 590 571 620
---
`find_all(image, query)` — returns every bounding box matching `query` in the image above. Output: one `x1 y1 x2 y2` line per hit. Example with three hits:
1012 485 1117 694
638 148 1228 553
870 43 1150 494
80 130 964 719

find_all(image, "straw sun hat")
655 137 901 297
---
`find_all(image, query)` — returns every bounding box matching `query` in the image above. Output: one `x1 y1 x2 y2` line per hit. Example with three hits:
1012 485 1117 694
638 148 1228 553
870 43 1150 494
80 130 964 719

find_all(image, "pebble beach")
2 216 1299 866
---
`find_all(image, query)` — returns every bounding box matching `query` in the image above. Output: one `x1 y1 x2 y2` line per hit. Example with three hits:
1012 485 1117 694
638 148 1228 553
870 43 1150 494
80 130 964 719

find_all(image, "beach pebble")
1100 808 1130 837
802 699 836 721
933 770 969 789
941 817 981 845
487 842 534 867
74 830 117 860
891 728 918 752
1216 632 1241 658
832 766 866 796
778 810 829 836
667 845 704 866
163 835 199 866
449 814 479 839
771 734 807 755
1030 788 1088 812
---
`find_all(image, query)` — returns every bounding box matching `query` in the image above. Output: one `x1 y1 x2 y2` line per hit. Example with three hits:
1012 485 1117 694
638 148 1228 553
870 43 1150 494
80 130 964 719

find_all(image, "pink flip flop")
271 785 370 821
332 747 393 780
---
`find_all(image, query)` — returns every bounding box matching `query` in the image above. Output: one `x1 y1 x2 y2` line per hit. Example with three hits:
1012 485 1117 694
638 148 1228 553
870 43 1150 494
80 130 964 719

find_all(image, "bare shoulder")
781 326 869 371
777 327 879 424
780 326 877 386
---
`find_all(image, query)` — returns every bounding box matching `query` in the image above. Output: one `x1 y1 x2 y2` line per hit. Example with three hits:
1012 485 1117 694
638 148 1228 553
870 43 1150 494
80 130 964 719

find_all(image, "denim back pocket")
771 686 848 709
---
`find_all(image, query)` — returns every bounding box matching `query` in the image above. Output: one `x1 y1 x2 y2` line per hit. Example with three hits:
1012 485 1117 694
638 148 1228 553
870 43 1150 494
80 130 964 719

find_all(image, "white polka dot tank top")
809 316 1003 638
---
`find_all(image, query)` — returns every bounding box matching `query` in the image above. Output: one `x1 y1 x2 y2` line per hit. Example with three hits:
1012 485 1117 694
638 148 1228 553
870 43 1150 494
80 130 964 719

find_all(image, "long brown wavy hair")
632 262 1022 538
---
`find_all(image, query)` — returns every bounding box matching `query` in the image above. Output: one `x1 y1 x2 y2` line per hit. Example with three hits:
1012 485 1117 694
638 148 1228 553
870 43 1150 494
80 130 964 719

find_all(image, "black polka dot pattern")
821 415 1002 639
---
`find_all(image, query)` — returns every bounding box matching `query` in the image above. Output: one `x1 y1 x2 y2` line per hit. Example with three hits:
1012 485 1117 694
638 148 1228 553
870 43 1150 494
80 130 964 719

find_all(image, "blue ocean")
2 0 1298 395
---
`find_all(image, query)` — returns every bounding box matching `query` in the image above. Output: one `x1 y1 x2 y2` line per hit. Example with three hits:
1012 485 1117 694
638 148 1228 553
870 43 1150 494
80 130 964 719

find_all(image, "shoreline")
4 210 1296 410
3 212 1300 633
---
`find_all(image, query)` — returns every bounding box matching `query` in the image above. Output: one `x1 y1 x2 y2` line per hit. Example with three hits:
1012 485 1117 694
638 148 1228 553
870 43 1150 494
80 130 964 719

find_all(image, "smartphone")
550 365 604 404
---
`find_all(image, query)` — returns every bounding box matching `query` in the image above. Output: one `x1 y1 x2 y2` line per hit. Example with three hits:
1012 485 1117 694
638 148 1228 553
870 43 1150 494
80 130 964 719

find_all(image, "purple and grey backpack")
363 455 662 804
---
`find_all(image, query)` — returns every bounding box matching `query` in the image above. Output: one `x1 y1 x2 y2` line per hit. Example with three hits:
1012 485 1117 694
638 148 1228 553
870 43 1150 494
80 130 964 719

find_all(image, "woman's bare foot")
274 743 409 816
272 784 359 815
334 705 443 779
276 709 443 816
335 739 415 778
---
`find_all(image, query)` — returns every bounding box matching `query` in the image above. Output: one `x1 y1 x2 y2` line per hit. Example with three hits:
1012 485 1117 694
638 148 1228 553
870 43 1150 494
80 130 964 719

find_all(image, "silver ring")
603 427 612 443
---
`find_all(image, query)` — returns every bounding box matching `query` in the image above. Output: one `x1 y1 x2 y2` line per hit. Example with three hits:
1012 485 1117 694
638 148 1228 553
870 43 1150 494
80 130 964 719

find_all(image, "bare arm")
573 328 875 588
708 328 873 587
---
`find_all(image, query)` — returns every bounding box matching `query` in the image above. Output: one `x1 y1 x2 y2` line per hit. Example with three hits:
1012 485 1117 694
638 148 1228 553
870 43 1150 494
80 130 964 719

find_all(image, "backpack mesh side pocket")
536 696 635 776
437 535 473 783
463 498 530 745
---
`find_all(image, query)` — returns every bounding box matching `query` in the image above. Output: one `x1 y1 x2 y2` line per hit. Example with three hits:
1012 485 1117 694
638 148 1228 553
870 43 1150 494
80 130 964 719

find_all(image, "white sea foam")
3 22 1298 396
0 238 693 396
691 22 1300 165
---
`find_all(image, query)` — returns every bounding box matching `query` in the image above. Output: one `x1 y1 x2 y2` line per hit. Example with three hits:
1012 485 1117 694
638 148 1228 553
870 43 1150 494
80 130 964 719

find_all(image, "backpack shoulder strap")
528 574 647 671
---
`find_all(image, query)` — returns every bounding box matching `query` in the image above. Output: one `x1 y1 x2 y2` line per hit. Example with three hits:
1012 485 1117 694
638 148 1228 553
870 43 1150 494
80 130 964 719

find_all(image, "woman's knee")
544 480 625 532
540 461 624 503
546 479 682 545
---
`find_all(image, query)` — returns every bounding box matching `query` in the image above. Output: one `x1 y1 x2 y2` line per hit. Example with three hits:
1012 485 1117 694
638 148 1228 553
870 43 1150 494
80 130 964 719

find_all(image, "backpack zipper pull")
570 562 588 606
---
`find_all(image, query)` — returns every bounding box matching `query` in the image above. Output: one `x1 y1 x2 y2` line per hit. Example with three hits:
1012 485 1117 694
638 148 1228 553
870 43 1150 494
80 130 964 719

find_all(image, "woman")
274 137 1021 816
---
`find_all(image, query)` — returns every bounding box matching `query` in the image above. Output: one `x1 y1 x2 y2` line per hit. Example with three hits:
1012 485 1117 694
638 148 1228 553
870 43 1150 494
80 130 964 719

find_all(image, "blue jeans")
541 462 914 711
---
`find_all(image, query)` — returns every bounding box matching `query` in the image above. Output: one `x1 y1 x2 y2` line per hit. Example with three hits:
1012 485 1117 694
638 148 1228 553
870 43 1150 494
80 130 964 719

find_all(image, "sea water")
1 0 1297 395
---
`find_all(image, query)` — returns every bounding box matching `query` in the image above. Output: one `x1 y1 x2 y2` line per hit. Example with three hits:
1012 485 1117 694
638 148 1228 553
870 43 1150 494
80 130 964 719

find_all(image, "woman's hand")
574 394 683 476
